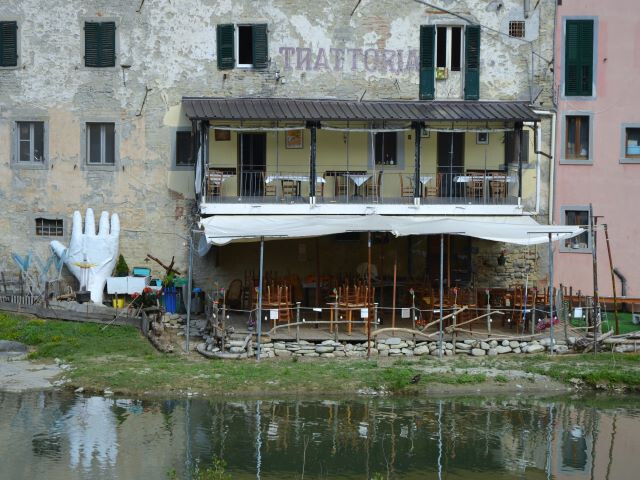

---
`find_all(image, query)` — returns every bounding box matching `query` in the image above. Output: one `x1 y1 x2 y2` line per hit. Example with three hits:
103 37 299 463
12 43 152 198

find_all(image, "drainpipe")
613 268 627 297
532 109 556 221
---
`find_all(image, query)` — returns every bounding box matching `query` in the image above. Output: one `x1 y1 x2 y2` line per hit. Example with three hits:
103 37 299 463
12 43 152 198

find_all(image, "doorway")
437 132 465 197
238 133 266 196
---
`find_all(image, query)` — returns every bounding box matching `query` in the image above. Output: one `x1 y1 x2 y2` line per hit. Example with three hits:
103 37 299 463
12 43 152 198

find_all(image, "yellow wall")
208 123 532 198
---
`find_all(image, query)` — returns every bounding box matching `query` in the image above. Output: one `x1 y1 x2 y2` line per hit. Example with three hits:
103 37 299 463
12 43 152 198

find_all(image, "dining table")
345 173 372 196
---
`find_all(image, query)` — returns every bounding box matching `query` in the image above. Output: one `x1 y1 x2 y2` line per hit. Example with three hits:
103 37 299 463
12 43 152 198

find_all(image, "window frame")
620 123 640 164
35 217 64 238
82 119 119 170
476 132 489 145
435 25 464 73
0 18 20 69
11 118 48 170
508 21 525 39
561 16 598 100
560 111 594 165
81 17 118 69
368 130 405 170
172 127 195 170
235 24 254 68
560 205 592 253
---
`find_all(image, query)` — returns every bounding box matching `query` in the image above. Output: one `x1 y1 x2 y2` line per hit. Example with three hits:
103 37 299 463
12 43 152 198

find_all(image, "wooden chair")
334 175 349 197
365 171 383 199
399 174 414 197
263 173 276 197
466 177 484 199
425 174 441 197
490 179 506 199
207 170 224 197
281 180 299 197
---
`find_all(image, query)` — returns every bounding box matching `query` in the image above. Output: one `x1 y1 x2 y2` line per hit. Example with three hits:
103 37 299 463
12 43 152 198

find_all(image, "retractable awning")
200 215 582 246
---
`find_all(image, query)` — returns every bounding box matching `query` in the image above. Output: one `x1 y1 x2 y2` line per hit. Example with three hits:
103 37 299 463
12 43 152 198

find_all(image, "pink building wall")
554 0 640 297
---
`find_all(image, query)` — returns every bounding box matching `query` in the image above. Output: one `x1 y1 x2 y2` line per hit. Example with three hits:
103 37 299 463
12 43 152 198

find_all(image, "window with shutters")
217 24 268 70
0 20 18 67
84 21 116 68
464 25 481 100
564 19 594 97
175 130 194 167
86 123 115 165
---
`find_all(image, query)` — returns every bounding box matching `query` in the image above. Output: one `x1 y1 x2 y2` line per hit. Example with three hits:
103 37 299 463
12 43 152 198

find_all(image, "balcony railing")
203 169 519 206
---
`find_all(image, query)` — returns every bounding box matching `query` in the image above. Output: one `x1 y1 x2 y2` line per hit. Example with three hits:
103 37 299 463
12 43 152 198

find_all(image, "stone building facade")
0 0 556 293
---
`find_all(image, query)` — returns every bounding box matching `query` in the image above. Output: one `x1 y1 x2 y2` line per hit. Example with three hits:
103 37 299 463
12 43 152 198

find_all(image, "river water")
1 391 639 479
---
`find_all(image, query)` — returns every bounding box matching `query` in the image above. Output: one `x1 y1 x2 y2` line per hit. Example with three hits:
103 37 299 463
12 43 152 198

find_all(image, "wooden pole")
603 224 620 335
367 232 372 358
315 238 320 324
392 251 397 328
548 233 555 355
590 205 600 353
439 233 444 358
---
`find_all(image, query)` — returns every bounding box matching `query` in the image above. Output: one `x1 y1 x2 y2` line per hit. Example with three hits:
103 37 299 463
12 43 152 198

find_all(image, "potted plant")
114 254 129 277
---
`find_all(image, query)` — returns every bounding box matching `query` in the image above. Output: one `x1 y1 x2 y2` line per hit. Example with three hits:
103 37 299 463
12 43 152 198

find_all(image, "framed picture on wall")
214 129 231 141
476 132 489 144
285 130 304 149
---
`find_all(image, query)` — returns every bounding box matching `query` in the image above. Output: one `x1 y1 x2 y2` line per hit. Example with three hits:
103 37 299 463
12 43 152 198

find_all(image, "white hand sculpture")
51 209 120 304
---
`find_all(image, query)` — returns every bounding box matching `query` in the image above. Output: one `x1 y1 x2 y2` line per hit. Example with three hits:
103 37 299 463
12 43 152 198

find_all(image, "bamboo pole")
392 251 397 329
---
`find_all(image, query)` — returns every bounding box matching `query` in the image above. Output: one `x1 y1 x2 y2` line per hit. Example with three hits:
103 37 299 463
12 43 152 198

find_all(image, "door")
437 132 465 197
238 133 266 196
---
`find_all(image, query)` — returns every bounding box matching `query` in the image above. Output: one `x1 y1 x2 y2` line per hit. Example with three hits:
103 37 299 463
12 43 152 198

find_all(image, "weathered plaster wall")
0 0 555 289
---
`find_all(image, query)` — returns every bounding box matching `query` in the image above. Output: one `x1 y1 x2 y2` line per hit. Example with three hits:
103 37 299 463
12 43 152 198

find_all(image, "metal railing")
203 169 519 206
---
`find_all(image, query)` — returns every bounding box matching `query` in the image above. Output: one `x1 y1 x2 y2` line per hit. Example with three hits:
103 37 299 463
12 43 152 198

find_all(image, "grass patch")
424 372 487 385
494 374 509 383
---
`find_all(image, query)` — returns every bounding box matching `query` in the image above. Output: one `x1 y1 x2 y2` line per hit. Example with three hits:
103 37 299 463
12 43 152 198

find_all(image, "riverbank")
2 312 640 396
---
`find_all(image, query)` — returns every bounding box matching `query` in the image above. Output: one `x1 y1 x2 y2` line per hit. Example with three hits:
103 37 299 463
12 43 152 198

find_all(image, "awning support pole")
256 236 265 361
413 122 422 203
309 122 317 203
548 232 555 355
516 122 523 200
439 233 444 359
604 224 620 335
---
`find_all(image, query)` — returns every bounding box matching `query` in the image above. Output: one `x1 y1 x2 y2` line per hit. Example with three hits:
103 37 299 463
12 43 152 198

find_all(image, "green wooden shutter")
217 24 235 70
84 22 99 67
252 24 268 69
419 25 435 100
0 21 18 67
99 22 116 67
464 25 481 100
565 20 593 96
578 21 593 96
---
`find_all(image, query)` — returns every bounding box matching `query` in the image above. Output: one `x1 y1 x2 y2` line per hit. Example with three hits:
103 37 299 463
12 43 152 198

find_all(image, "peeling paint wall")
0 0 555 286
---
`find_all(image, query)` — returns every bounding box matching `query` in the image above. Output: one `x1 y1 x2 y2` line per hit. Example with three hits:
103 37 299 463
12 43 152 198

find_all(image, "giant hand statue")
51 209 120 304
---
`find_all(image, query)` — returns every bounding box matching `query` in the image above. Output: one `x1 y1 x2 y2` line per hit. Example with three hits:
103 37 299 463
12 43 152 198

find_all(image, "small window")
0 21 18 67
476 132 488 145
35 218 64 237
374 132 398 166
436 26 462 72
86 123 115 165
563 209 590 251
84 21 116 68
624 127 640 158
17 121 45 163
565 116 590 160
509 21 525 38
176 131 194 166
218 23 268 70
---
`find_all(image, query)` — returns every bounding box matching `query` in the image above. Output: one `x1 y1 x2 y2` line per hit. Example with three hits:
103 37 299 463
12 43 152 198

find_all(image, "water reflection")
0 391 639 479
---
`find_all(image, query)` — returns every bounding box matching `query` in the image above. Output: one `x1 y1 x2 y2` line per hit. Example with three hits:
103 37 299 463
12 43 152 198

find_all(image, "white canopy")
201 215 583 246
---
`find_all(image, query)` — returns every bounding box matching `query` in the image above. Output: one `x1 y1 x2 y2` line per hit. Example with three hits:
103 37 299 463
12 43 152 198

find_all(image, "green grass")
494 374 509 383
571 311 640 335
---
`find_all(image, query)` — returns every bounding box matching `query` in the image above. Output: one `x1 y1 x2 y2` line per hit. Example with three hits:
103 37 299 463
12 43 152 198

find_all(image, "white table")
264 174 326 184
406 175 433 185
454 175 515 183
345 174 372 187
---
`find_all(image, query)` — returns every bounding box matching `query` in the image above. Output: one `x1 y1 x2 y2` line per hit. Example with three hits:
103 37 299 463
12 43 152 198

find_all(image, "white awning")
201 215 583 246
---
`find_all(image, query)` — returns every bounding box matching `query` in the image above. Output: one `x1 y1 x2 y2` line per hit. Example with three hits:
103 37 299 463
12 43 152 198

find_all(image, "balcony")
185 97 537 216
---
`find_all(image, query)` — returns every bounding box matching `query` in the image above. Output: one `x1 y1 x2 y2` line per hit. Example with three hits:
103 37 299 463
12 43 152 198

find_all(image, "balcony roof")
182 97 540 123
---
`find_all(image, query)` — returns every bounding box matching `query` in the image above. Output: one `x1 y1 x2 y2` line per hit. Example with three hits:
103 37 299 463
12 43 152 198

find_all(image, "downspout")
532 110 556 221
613 268 627 297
